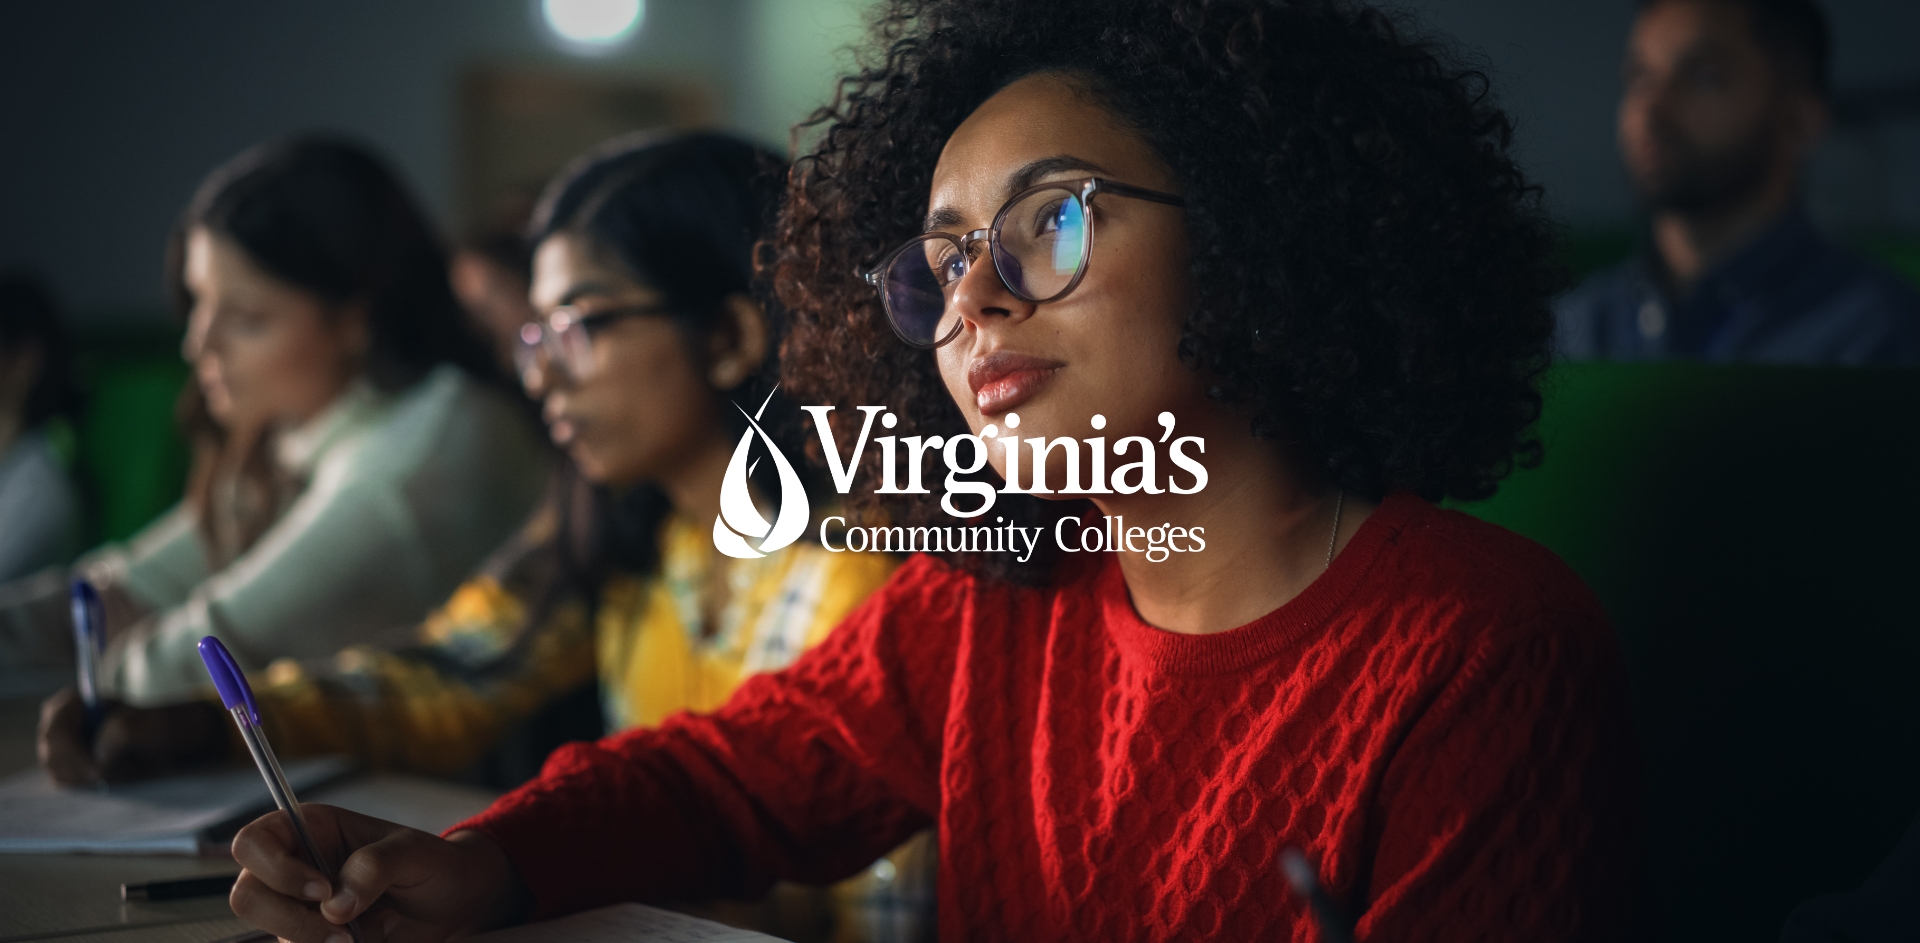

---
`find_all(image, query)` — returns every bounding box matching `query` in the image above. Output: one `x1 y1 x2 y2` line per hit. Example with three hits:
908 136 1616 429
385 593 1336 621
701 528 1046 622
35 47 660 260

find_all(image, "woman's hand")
231 805 532 943
37 688 230 785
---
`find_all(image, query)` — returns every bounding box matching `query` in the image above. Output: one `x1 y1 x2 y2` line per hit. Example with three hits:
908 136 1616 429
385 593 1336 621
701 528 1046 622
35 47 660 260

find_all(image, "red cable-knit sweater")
455 492 1640 940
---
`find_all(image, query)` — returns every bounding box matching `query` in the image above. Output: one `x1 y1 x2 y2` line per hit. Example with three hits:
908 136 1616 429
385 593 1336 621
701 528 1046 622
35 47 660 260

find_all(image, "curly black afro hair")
774 0 1562 583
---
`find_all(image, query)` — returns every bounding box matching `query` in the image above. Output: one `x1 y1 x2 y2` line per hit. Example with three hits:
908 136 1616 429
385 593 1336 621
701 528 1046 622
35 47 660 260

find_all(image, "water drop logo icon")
713 388 810 559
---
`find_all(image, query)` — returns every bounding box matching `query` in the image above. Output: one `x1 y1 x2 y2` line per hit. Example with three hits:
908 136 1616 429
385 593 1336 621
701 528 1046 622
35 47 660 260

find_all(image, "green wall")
69 326 189 545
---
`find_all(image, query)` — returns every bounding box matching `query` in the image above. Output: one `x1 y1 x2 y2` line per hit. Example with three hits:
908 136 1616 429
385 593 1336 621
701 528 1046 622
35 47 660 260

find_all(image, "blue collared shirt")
1554 210 1920 366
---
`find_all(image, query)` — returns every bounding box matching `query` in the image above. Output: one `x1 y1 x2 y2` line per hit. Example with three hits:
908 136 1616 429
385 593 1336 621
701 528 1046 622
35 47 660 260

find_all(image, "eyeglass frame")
861 176 1186 349
514 302 677 385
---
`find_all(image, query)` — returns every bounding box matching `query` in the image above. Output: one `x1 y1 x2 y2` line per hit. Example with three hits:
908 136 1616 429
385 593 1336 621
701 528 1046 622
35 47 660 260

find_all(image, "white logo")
712 388 811 559
713 402 1210 560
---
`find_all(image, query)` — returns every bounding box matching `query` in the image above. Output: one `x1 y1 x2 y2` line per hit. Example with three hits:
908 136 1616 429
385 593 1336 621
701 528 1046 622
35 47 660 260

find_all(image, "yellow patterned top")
248 514 897 775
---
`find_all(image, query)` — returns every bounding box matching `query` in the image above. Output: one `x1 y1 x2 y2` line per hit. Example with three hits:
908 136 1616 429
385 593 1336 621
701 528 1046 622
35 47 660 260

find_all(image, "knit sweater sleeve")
1354 599 1640 942
449 553 962 918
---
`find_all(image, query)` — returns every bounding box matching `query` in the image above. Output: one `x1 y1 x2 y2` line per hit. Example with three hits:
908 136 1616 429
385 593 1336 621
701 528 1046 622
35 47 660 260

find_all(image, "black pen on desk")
203 929 274 943
1280 846 1355 943
122 873 240 901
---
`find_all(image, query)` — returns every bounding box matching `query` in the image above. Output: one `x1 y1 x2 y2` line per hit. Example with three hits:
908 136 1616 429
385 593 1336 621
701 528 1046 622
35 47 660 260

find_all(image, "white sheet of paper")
468 903 788 943
0 755 352 854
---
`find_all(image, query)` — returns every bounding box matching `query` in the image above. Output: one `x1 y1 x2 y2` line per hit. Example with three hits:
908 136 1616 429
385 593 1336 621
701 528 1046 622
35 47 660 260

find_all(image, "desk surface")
0 697 501 943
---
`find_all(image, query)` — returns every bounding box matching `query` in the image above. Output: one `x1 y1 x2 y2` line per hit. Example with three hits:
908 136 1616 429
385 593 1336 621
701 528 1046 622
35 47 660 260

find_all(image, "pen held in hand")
198 636 364 943
70 579 106 735
1280 845 1355 943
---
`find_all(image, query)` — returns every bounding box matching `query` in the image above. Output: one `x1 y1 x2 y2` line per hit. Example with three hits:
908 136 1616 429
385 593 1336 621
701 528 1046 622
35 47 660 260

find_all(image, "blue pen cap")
69 579 105 653
197 636 260 726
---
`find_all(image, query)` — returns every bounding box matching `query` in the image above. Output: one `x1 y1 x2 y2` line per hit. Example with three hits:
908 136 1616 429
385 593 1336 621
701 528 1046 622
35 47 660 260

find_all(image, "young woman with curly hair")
226 1 1639 940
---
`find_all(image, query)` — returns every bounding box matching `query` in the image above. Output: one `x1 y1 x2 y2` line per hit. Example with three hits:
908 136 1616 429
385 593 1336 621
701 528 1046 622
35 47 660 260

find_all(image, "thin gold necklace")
1324 490 1345 569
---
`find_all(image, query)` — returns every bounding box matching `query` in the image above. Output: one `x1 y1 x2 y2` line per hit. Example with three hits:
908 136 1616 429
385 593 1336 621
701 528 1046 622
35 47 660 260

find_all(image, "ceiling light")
541 0 643 48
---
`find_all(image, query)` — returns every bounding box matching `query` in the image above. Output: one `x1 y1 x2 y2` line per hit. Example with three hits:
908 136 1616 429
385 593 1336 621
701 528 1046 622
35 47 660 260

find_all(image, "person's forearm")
256 668 505 773
449 600 942 918
451 731 747 918
255 609 596 774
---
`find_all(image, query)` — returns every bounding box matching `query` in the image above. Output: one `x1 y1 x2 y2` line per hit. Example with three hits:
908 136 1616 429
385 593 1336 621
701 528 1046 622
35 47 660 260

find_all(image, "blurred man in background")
1556 0 1920 364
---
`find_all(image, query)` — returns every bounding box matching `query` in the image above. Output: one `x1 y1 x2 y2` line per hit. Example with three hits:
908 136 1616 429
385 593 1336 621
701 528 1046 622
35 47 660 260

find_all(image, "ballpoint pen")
70 579 106 734
198 636 363 943
122 873 240 901
1280 846 1355 943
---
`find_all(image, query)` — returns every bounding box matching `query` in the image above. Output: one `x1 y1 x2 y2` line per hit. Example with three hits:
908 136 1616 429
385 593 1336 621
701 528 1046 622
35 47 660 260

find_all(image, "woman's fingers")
231 870 362 943
230 807 429 943
36 689 203 785
324 829 439 924
92 710 151 782
228 806 485 943
233 805 430 921
231 810 335 903
37 688 101 785
92 700 230 782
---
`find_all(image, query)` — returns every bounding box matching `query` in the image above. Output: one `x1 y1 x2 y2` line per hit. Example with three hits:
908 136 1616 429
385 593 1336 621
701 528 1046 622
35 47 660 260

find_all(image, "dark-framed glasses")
514 303 674 386
862 176 1184 349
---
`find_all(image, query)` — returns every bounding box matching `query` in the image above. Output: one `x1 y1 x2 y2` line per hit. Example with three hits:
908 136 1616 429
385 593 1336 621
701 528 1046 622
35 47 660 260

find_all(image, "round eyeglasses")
513 303 674 387
862 176 1184 349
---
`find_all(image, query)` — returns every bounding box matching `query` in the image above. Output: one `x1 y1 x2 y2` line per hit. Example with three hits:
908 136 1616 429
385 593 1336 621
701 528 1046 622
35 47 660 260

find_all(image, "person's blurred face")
450 248 536 373
1618 0 1819 214
526 232 724 488
0 340 41 435
181 227 366 430
927 72 1198 488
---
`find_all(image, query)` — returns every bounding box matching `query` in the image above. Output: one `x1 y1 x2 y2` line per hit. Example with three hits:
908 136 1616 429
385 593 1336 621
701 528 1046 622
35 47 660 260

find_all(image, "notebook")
469 903 787 943
0 756 353 854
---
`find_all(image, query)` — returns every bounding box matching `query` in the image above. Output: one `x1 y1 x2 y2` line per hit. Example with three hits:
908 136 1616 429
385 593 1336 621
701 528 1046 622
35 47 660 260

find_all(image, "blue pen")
198 636 364 943
69 579 106 733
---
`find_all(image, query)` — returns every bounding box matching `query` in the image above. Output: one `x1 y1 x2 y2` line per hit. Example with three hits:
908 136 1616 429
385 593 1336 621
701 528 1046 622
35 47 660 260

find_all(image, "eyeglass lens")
882 186 1088 347
997 187 1087 299
512 323 544 386
555 321 595 380
886 241 961 347
512 315 600 384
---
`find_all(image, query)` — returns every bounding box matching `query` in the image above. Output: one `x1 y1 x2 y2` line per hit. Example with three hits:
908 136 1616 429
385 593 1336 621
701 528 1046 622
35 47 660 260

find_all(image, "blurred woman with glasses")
43 132 912 942
2 138 546 704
